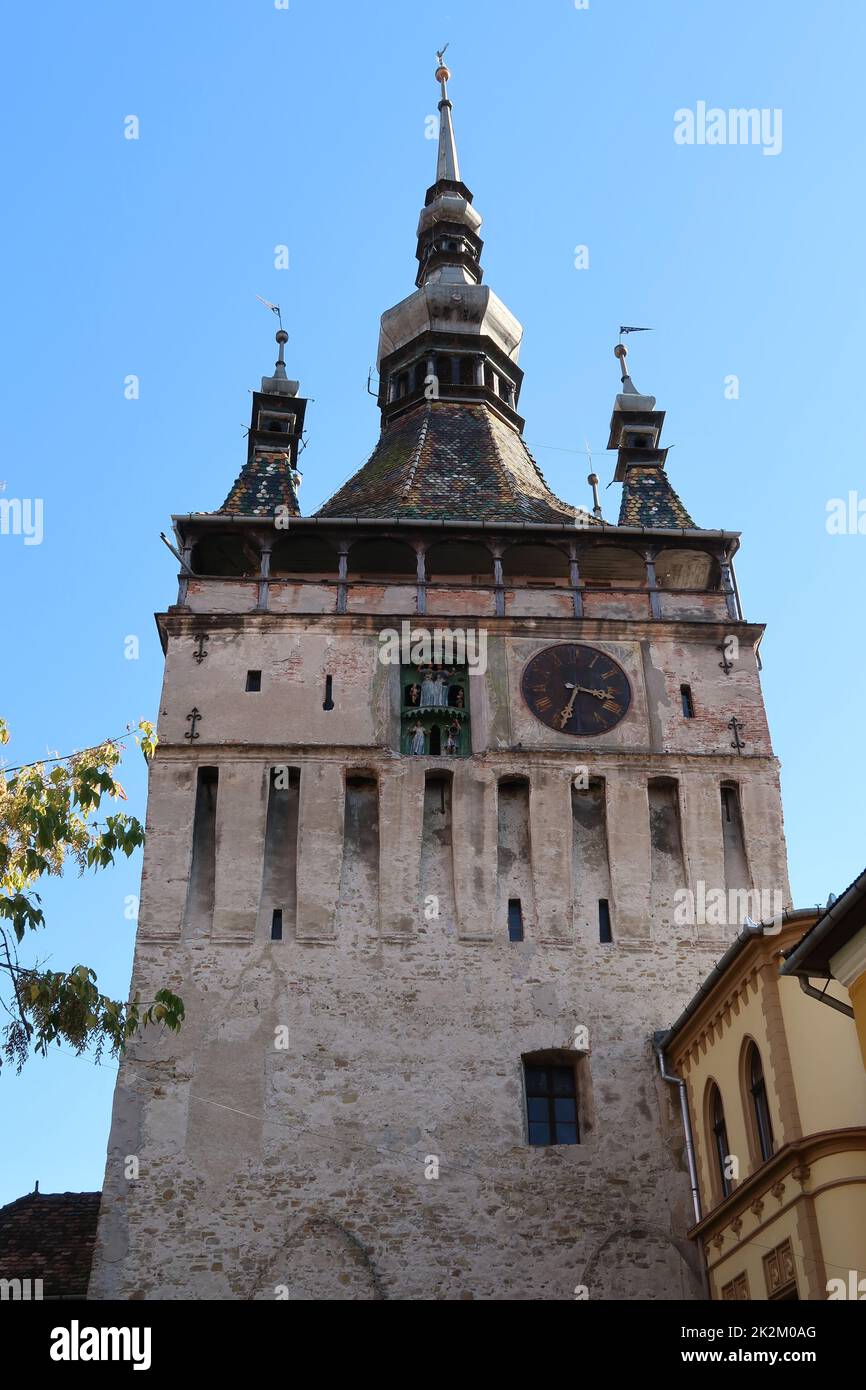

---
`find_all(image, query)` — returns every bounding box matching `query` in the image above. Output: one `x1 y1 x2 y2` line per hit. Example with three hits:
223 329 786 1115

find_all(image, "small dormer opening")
624 430 653 449
258 410 296 435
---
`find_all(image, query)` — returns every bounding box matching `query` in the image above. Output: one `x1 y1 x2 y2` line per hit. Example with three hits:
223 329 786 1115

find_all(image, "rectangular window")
763 1240 798 1300
507 898 524 942
246 670 262 692
721 1272 750 1301
270 908 283 942
598 898 612 943
680 683 695 718
524 1062 579 1146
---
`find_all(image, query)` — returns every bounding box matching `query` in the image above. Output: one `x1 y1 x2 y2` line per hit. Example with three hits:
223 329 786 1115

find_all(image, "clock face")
521 643 631 736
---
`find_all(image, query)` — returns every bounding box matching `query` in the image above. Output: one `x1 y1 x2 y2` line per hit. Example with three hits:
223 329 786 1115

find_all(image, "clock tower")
90 59 790 1301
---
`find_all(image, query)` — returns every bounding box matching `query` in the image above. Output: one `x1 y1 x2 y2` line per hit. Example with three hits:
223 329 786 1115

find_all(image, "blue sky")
1 0 864 1203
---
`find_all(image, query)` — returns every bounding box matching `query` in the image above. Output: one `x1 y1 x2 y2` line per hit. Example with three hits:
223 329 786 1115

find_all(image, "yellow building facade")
781 870 866 1076
661 915 866 1300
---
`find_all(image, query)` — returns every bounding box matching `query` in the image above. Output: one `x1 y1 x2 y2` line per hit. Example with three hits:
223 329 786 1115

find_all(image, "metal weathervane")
256 295 283 329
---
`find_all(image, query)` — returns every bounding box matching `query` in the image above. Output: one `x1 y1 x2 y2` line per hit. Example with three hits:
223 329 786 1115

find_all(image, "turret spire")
219 323 307 517
607 341 695 528
435 46 461 183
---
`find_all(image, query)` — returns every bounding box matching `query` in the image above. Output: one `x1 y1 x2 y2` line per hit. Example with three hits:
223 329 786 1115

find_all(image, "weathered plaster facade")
89 62 792 1301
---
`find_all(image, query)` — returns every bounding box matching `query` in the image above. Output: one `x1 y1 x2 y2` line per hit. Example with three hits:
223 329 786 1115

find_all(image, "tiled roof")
618 465 695 529
0 1190 101 1297
317 400 593 524
220 450 300 517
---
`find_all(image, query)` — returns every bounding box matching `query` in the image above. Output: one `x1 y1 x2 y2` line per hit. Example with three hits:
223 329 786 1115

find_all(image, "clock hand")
557 688 579 728
569 683 609 700
559 683 617 725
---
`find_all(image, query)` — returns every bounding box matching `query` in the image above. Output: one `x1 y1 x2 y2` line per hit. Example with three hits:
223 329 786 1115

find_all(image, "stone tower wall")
89 592 789 1300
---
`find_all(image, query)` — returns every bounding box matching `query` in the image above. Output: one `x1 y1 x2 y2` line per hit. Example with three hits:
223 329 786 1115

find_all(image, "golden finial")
435 43 451 89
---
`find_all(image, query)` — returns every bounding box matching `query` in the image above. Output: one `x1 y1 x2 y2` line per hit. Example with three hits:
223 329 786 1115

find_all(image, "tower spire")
413 51 484 291
435 46 461 184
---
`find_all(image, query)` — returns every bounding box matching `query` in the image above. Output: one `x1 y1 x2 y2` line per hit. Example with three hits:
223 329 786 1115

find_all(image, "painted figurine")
410 722 426 755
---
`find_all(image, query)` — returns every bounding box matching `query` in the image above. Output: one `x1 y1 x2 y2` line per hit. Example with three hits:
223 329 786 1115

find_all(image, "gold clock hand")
557 688 579 728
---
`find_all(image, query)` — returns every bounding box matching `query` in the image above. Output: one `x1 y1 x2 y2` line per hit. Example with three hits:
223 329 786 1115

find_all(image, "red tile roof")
0 1190 101 1298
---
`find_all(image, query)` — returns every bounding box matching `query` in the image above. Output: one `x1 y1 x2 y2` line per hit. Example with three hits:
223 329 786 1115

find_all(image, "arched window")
190 534 259 578
747 1042 774 1162
502 543 570 583
654 549 721 591
426 540 494 581
270 536 338 578
347 538 416 579
708 1083 732 1199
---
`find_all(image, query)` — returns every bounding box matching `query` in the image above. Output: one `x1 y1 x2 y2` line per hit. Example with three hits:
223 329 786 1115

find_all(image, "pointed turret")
608 343 695 529
220 328 307 517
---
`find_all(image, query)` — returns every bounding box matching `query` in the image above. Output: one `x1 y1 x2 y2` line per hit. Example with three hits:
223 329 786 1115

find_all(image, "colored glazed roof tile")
220 450 300 517
317 401 595 525
618 465 695 529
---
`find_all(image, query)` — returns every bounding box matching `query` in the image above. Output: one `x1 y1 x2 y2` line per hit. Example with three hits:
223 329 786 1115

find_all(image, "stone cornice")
157 609 766 647
668 921 817 1071
689 1127 866 1249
